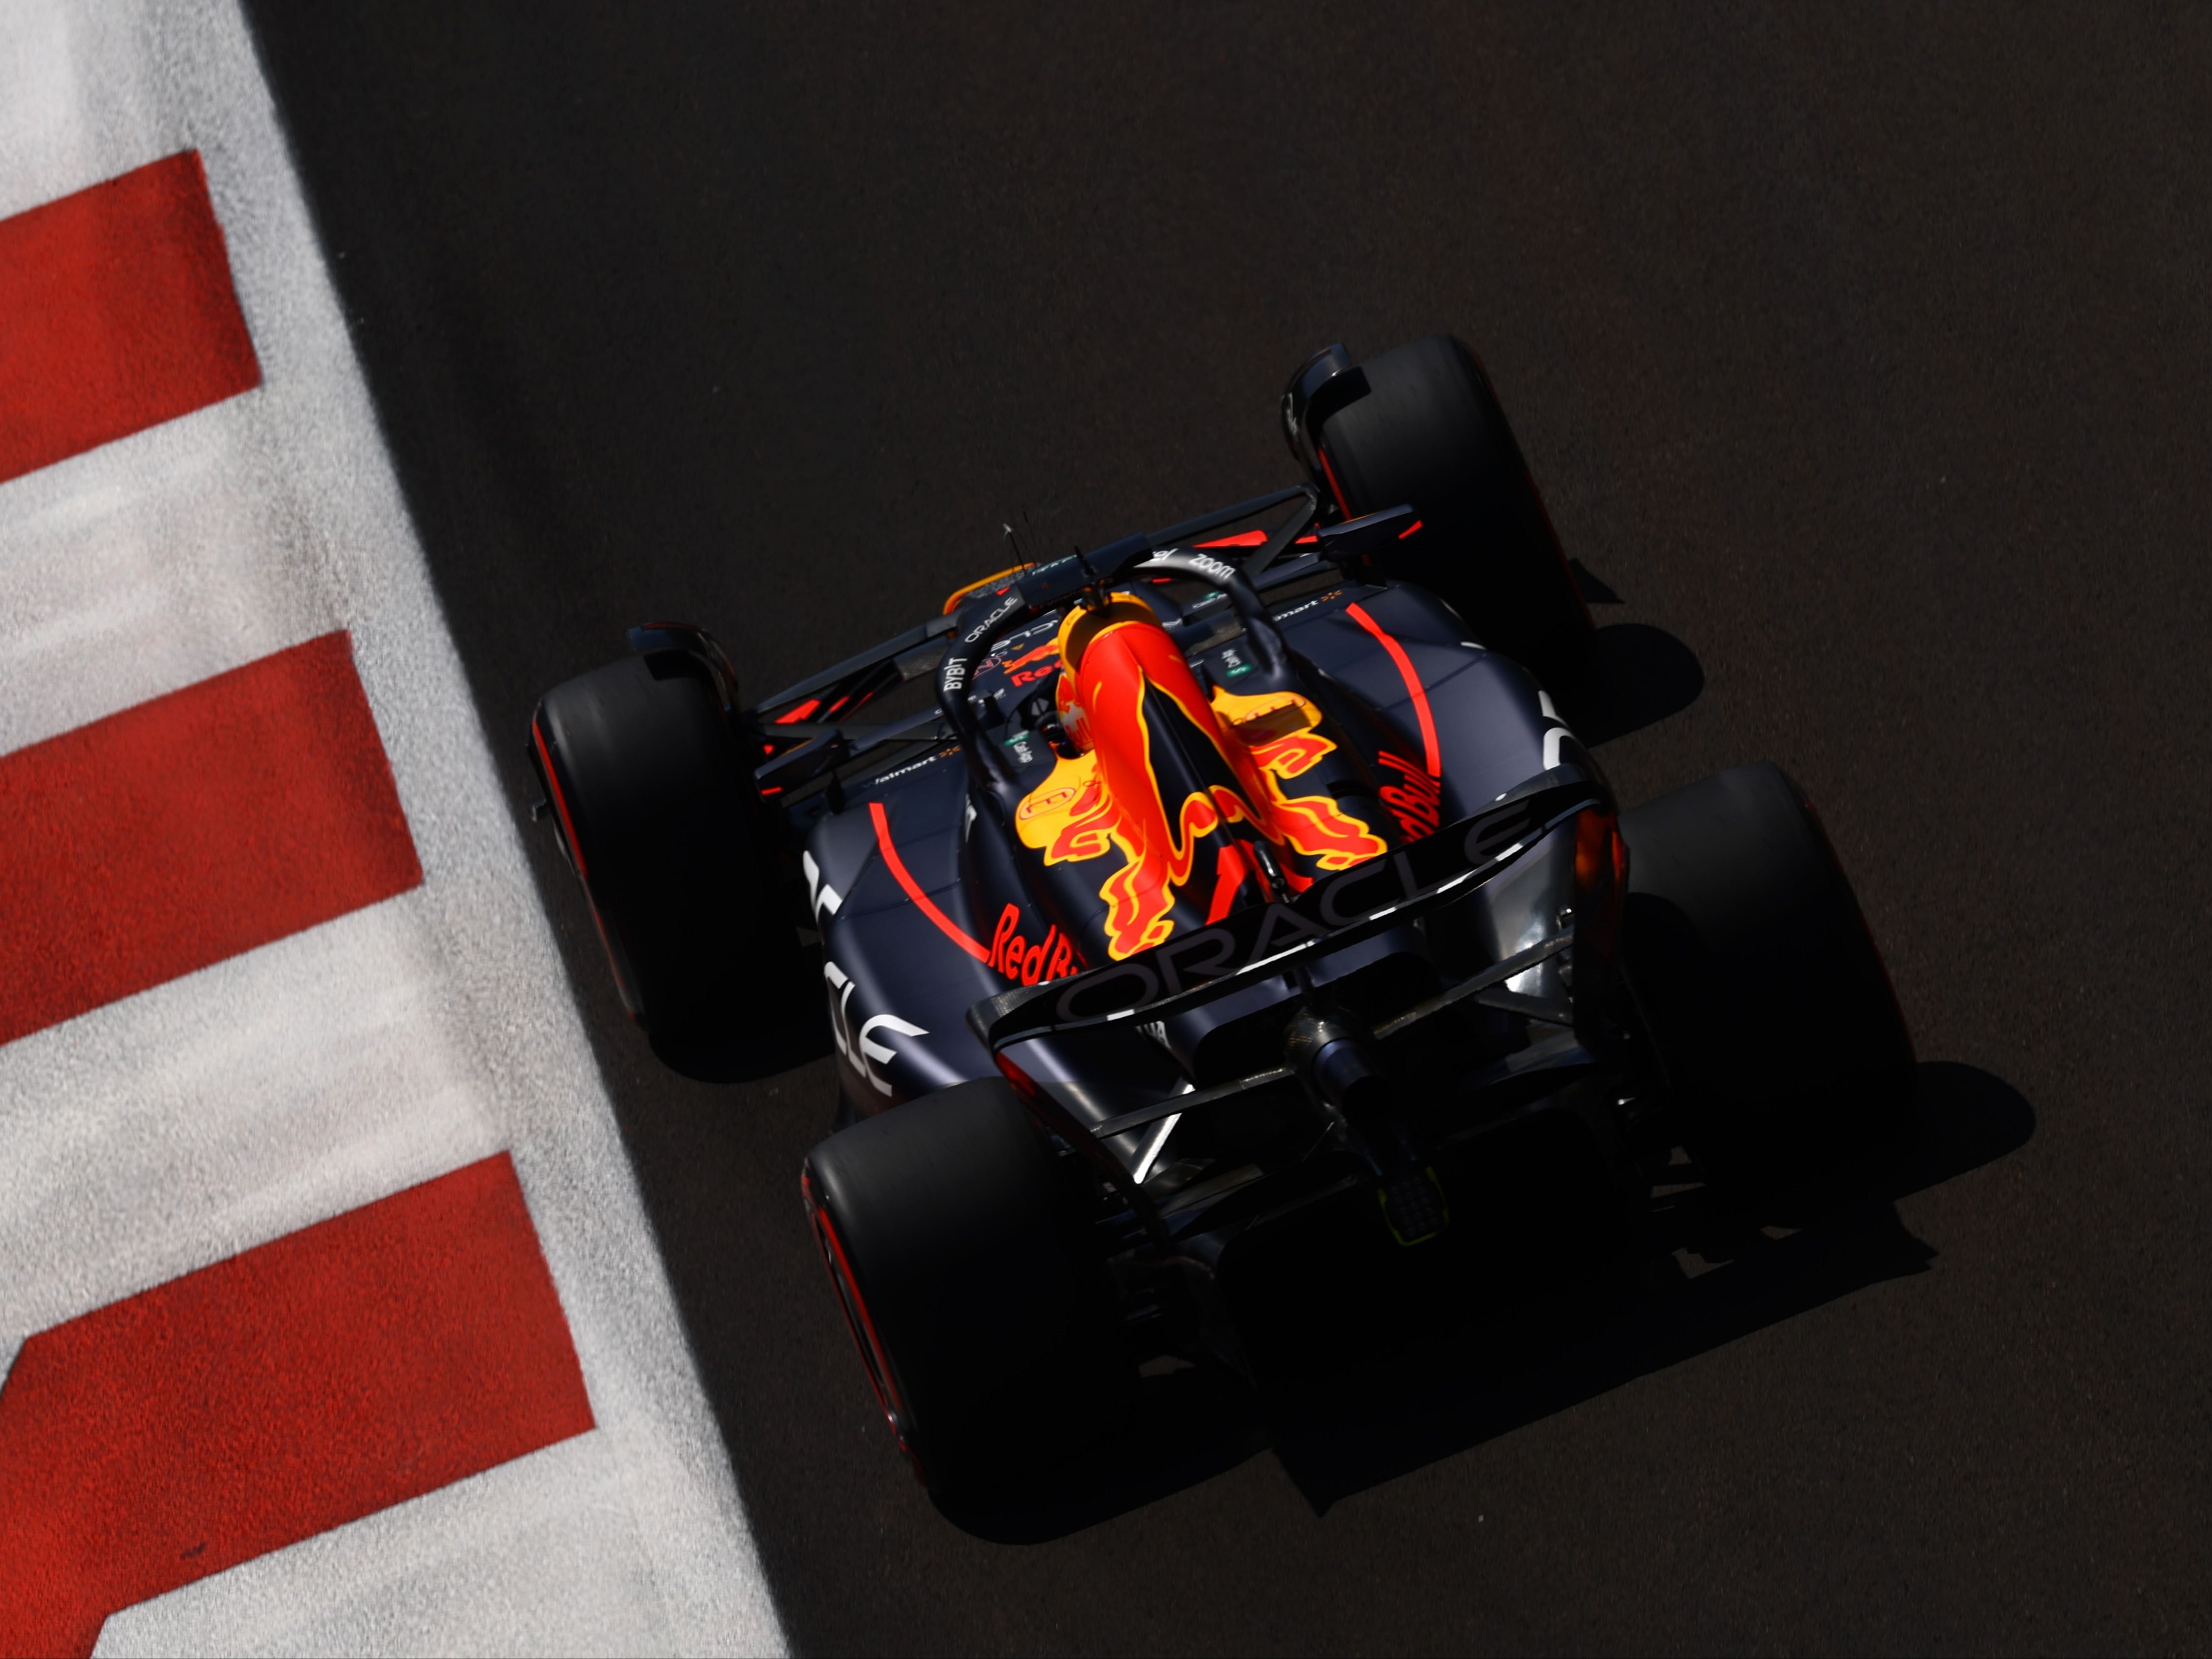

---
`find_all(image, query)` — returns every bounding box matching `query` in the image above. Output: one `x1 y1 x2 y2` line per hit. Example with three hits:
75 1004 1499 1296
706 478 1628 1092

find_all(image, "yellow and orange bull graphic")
1015 596 1389 959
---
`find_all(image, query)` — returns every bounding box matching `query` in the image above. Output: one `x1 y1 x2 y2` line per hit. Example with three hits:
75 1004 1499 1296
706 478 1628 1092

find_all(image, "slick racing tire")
1619 762 1914 1191
1310 334 1594 696
802 1077 1134 1497
529 650 796 1053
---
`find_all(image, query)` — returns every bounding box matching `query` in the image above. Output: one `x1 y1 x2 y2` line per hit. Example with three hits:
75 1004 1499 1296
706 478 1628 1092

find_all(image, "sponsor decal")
855 1013 928 1095
979 778 1595 1045
801 849 844 923
1375 750 1444 840
860 804 1081 986
1265 588 1344 623
1536 691 1584 772
1146 548 1242 588
866 746 959 787
937 588 1025 698
992 638 1062 691
824 959 931 1095
986 902 1079 985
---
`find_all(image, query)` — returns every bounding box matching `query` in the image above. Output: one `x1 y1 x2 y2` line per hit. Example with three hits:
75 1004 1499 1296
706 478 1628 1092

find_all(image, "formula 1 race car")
526 335 1914 1496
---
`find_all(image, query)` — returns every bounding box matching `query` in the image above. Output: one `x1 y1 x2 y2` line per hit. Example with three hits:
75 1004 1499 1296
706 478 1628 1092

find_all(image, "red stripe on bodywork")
868 800 991 962
0 1153 593 1659
1193 531 1323 549
0 152 260 485
1346 603 1440 777
0 632 423 1046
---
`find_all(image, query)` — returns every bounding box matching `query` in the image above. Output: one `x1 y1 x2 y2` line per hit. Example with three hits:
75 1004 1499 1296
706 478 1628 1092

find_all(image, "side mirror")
1314 502 1419 562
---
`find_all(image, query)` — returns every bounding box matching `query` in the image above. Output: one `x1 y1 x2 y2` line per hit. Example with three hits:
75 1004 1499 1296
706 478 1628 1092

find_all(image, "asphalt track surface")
242 4 2212 1651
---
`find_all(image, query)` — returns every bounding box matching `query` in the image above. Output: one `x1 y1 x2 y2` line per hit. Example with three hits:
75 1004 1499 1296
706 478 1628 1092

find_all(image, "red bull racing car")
527 336 1914 1496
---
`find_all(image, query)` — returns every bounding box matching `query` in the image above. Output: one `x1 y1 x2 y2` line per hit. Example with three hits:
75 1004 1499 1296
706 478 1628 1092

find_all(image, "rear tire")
529 650 797 1053
802 1078 1133 1496
1620 763 1913 1190
1309 335 1594 695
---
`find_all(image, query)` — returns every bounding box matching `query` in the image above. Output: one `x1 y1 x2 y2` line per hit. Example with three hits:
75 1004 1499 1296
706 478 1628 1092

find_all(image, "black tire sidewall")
1314 335 1593 691
1620 763 1913 1185
802 1078 1131 1494
535 652 795 1043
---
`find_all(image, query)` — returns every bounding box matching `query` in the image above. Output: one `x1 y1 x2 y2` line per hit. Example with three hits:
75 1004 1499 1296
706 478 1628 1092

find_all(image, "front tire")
1309 334 1594 695
802 1078 1133 1495
529 650 796 1054
1620 762 1913 1190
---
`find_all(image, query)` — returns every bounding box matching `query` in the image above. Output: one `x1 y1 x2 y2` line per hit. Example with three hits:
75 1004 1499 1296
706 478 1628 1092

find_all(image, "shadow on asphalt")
650 941 835 1084
1578 623 1706 747
938 1061 2031 1541
1558 558 1705 747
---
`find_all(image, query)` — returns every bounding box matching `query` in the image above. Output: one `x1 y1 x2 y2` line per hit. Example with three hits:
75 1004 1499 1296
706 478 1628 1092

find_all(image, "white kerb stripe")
0 0 785 1651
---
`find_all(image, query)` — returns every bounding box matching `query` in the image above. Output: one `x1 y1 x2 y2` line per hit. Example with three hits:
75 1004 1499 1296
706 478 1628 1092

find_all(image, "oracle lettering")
1465 801 1537 865
1316 849 1420 927
1150 923 1240 996
1246 902 1330 961
1054 959 1160 1022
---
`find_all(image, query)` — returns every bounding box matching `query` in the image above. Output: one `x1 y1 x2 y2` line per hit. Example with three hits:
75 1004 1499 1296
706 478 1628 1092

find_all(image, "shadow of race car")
525 335 1914 1498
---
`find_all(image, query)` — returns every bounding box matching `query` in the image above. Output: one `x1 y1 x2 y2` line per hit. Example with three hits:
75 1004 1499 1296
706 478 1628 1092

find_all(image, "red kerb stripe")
0 1153 593 1659
0 151 260 485
0 632 423 1046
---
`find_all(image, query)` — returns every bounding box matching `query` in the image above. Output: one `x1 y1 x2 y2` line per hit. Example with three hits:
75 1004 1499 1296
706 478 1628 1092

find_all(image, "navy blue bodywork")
779 539 1608 1196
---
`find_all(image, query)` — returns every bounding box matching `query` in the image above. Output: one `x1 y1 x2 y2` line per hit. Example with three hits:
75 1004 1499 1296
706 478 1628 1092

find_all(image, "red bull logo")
993 637 1061 691
1374 749 1443 840
986 901 1078 984
1016 597 1387 959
